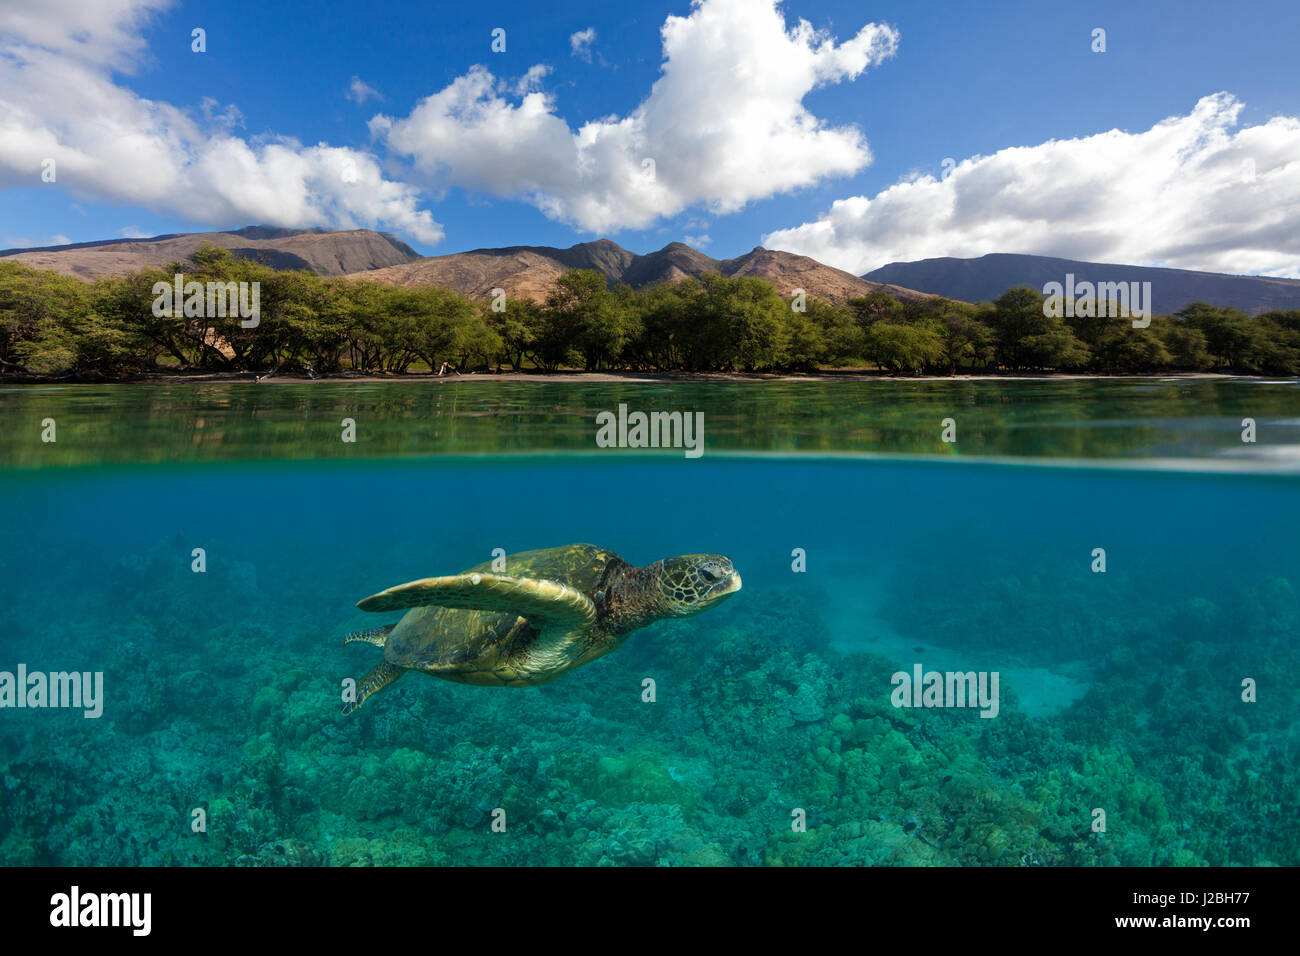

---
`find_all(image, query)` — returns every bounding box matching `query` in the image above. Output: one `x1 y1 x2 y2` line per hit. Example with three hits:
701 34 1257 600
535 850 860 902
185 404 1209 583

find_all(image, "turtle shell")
383 543 623 673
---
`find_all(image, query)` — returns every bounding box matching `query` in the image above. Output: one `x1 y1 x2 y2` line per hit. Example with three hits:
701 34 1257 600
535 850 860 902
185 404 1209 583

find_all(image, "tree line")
2 245 1298 377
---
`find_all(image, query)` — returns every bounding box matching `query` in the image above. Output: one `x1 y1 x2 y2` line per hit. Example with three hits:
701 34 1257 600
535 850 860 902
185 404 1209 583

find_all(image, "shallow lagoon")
0 379 1296 865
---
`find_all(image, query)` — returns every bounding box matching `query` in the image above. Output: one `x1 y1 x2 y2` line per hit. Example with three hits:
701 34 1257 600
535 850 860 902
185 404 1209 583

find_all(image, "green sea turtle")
341 543 741 714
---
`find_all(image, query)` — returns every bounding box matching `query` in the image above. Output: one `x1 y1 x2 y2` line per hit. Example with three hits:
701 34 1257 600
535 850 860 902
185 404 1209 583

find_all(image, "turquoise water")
1 381 1297 865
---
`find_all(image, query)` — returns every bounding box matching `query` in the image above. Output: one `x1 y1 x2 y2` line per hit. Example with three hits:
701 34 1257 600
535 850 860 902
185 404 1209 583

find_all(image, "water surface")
3 377 1298 467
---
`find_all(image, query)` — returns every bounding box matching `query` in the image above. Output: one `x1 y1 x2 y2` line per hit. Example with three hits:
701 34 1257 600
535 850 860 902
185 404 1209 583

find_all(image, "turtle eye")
700 569 718 583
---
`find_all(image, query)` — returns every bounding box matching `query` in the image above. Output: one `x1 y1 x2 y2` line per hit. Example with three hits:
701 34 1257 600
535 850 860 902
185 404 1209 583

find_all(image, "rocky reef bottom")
1 543 1296 866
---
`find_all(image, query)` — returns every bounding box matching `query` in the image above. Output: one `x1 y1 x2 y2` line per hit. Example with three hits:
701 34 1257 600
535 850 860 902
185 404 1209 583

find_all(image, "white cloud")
120 225 147 238
569 27 596 62
346 76 381 105
514 64 551 96
377 0 898 233
3 233 70 248
0 0 169 70
0 0 443 244
685 233 712 248
763 93 1300 278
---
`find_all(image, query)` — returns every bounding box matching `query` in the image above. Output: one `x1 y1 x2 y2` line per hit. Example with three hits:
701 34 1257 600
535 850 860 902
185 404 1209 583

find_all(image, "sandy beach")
0 369 1248 386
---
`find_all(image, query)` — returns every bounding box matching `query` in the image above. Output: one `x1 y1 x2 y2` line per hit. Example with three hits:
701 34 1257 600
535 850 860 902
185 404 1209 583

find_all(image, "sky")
1 0 1298 276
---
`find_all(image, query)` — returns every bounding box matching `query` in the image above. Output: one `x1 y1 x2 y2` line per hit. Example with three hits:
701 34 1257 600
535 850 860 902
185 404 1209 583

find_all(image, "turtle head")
655 554 742 618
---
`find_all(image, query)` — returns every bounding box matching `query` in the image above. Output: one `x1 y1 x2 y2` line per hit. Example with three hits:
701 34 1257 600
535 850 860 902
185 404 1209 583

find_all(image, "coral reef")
2 537 1296 868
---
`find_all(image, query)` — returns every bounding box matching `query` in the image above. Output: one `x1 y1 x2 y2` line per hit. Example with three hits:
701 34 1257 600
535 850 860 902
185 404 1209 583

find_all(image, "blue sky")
1 0 1298 275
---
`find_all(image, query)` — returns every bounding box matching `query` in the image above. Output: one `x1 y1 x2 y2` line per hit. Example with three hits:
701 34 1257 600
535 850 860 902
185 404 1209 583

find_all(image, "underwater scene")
1 378 1298 867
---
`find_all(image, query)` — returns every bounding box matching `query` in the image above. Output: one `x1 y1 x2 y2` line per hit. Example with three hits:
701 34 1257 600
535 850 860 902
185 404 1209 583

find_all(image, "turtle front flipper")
342 660 405 715
357 573 597 633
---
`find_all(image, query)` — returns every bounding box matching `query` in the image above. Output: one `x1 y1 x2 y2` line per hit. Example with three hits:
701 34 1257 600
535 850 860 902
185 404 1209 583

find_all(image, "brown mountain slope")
351 239 934 304
359 248 574 301
721 246 931 304
0 226 420 280
620 241 722 287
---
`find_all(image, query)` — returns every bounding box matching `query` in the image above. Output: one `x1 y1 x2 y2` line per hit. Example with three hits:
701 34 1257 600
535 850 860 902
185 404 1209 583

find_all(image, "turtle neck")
595 560 667 636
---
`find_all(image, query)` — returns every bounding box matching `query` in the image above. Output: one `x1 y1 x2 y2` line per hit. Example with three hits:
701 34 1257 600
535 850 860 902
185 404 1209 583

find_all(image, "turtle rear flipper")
356 573 597 633
343 624 395 647
342 660 405 715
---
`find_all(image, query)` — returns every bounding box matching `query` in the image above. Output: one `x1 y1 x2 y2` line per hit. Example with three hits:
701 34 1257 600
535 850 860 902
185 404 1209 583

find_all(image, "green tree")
539 270 616 371
846 290 904 331
1069 313 1170 372
1152 315 1212 370
863 322 946 374
777 308 828 370
697 273 786 371
802 298 862 366
1177 303 1262 370
630 280 702 370
486 297 541 371
1249 311 1300 374
0 262 91 373
990 286 1090 370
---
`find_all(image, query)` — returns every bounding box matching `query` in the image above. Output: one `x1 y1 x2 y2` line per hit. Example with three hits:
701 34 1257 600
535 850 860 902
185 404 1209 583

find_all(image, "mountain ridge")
865 253 1300 316
0 226 421 279
353 238 932 305
14 227 1293 315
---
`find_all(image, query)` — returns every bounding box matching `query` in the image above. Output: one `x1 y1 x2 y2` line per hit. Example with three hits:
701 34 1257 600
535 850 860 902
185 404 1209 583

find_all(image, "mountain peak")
229 225 325 240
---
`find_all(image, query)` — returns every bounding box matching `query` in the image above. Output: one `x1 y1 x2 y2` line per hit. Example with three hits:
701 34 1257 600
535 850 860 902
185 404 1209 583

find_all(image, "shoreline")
0 370 1259 386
